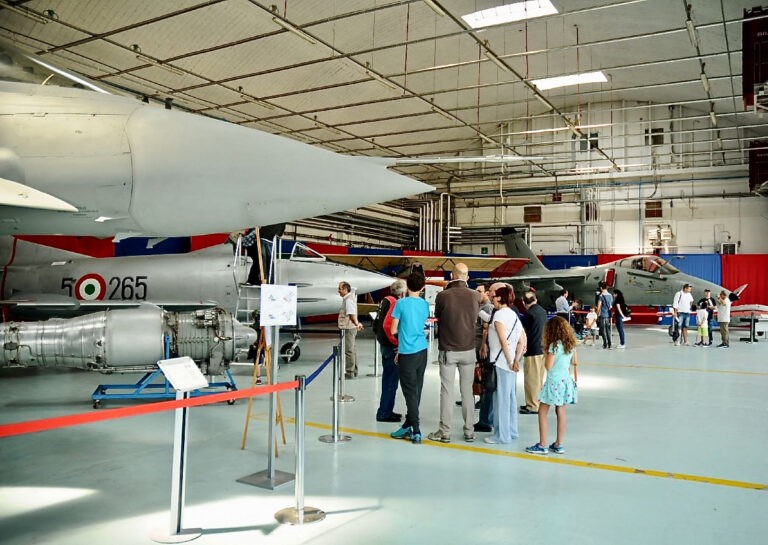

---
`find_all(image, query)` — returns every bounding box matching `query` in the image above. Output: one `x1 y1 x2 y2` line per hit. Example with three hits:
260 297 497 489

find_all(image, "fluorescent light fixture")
480 134 496 145
700 72 710 94
272 17 317 45
239 93 275 110
685 18 699 49
709 107 717 126
364 69 400 92
502 123 611 137
485 51 509 72
395 154 542 164
27 57 109 94
423 0 446 16
531 70 607 91
135 53 184 76
462 0 558 29
0 1 52 24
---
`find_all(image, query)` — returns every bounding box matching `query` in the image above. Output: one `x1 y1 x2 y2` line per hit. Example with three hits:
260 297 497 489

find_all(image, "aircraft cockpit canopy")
0 38 109 93
618 255 680 275
290 242 326 261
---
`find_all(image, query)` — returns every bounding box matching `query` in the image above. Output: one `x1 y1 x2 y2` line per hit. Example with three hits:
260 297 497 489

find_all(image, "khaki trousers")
437 350 476 436
718 322 730 346
523 354 546 411
343 327 358 373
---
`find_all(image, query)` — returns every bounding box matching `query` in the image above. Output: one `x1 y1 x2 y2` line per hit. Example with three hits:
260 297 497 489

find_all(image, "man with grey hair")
375 278 407 422
338 281 363 378
428 263 482 443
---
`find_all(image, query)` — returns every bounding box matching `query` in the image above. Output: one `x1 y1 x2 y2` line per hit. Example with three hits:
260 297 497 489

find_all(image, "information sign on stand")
151 357 207 543
238 284 298 490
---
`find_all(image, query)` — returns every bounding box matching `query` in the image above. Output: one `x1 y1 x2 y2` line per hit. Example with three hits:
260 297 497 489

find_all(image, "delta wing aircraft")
0 39 432 238
492 228 745 309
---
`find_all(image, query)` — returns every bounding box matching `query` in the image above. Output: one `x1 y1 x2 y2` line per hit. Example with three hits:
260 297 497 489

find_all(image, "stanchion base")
237 469 295 490
339 394 355 403
366 372 381 377
275 506 326 525
150 528 202 543
318 434 351 443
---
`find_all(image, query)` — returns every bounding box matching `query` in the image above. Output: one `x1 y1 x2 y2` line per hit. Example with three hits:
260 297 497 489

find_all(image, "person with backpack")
595 282 614 349
374 279 407 422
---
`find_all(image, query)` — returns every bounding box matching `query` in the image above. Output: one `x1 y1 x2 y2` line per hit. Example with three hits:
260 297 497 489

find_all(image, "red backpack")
374 296 398 347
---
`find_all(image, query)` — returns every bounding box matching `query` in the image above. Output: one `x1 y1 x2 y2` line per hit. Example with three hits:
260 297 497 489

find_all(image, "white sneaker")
619 344 626 349
674 341 679 346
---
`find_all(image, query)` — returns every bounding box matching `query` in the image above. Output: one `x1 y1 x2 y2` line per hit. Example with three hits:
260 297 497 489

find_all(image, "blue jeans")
478 390 494 428
615 315 625 346
491 366 518 443
376 343 400 420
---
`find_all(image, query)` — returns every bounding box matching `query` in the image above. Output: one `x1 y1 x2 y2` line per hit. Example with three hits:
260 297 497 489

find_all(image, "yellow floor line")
582 362 768 376
296 419 767 491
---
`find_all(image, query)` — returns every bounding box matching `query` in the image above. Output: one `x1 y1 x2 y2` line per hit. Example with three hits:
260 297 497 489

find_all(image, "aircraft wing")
326 254 527 274
1 294 220 313
485 269 589 292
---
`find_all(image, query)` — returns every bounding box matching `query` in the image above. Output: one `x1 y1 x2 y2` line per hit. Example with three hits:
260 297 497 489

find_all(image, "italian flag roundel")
75 274 106 300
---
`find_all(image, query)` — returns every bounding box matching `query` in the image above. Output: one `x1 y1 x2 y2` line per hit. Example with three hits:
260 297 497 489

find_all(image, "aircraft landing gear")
280 333 302 363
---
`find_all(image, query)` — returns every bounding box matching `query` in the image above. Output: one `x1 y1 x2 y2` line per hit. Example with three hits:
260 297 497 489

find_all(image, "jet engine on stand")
0 306 257 375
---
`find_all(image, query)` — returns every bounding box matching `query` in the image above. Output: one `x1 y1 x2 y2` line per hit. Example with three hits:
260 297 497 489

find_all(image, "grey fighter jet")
0 39 431 237
492 228 745 309
1 237 393 359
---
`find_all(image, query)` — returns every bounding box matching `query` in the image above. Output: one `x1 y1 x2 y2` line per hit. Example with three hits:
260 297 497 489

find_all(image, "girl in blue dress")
525 316 578 455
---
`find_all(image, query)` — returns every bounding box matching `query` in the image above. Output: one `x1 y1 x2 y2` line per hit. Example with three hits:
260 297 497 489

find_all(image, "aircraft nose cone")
350 269 395 295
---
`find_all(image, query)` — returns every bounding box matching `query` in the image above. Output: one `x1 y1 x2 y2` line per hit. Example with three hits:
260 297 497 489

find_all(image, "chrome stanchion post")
151 391 201 543
276 375 325 525
320 346 350 443
368 339 380 377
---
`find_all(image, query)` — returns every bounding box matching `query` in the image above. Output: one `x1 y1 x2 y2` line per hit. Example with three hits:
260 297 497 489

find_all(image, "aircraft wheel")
280 343 301 363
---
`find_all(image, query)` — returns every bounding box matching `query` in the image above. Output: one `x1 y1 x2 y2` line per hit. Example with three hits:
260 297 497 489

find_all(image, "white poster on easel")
158 356 208 392
260 284 298 326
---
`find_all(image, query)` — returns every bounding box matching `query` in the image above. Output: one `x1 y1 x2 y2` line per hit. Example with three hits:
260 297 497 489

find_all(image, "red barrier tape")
0 380 299 439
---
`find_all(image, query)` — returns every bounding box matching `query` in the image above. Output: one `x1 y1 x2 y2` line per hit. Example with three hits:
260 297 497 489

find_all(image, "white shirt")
696 308 709 327
488 307 523 369
673 290 694 313
716 297 731 322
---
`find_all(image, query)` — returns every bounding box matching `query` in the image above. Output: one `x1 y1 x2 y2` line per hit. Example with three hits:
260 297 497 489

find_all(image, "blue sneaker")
549 442 565 454
411 433 422 444
390 426 412 440
525 443 549 455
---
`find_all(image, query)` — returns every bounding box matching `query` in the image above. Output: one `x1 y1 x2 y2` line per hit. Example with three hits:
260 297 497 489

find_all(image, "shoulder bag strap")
492 313 518 363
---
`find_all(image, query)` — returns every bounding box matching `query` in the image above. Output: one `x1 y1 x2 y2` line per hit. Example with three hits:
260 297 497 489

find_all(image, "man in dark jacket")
520 291 547 415
375 279 407 422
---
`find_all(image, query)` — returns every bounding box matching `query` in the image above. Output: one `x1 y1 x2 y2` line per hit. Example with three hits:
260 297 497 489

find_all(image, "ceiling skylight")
531 71 608 91
461 0 558 29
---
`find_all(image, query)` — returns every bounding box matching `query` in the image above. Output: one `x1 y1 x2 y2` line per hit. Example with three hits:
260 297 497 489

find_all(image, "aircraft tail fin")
501 227 549 273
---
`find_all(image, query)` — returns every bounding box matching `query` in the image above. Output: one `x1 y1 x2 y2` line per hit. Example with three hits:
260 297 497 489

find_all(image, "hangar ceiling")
1 0 766 204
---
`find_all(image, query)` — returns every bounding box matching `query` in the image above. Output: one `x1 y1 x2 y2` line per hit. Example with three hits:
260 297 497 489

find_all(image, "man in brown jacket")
427 263 481 443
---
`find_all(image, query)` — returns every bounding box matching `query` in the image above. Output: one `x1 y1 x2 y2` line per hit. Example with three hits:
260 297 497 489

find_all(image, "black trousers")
397 349 428 433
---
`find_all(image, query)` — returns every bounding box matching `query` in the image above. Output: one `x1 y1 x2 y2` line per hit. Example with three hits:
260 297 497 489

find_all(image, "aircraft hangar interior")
1 2 767 544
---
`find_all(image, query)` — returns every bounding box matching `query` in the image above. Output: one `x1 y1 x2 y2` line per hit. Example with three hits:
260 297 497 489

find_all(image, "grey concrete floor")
1 325 766 545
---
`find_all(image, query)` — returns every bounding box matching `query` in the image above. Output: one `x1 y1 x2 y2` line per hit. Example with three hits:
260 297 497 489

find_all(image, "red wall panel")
720 254 768 305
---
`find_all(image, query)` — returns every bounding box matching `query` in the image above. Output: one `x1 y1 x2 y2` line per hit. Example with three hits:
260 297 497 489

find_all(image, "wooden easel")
240 228 287 455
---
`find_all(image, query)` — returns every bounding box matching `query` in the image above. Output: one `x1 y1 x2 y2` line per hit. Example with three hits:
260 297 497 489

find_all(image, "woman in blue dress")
525 316 579 455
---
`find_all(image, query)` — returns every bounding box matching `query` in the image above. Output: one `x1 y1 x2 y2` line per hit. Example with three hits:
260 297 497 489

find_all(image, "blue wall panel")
115 237 191 256
660 254 721 287
541 255 597 270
